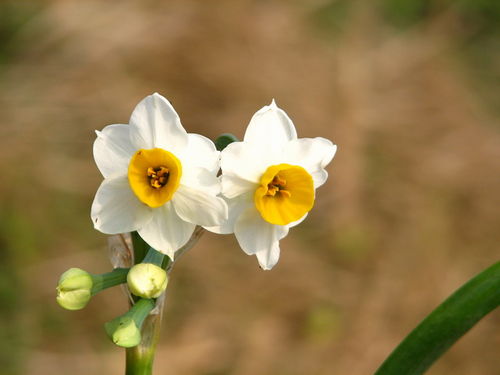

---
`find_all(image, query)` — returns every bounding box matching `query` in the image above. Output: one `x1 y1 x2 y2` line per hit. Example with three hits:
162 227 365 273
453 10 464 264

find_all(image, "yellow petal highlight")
128 148 182 208
254 164 314 225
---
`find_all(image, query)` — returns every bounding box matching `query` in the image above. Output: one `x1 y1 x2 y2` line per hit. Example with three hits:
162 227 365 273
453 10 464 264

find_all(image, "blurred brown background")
0 0 499 374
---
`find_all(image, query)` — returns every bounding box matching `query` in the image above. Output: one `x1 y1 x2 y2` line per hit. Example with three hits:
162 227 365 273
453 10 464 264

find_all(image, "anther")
266 186 279 196
272 176 286 187
266 174 291 198
280 190 291 198
147 166 170 189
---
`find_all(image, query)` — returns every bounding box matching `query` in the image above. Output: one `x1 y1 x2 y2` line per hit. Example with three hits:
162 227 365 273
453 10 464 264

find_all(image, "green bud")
56 268 93 310
104 298 155 348
104 316 141 348
56 267 129 311
215 133 239 151
127 263 168 299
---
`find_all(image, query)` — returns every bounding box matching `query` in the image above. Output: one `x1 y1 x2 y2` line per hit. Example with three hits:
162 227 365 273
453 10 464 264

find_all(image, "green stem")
125 296 165 375
374 261 500 375
131 232 149 264
124 231 203 374
91 268 129 295
128 299 155 326
126 347 155 375
142 248 165 267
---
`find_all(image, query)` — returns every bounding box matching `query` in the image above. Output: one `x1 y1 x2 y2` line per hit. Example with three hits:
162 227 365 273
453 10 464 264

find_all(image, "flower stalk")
92 268 130 294
125 295 165 375
123 230 204 374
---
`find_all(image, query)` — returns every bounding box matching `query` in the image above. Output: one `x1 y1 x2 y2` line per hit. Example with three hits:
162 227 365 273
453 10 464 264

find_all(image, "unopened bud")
104 298 155 348
56 268 93 310
127 263 168 299
104 316 141 348
56 267 129 311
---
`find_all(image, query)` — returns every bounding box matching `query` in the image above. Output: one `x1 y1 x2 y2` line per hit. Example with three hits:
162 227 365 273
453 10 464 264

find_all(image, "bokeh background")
0 0 499 374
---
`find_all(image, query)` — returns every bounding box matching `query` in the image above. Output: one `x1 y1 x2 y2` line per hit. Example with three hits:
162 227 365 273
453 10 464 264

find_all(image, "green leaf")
374 261 500 375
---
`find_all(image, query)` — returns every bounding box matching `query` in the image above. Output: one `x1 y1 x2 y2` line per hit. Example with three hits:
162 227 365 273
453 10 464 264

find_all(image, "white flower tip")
95 130 102 137
91 214 101 230
254 99 280 117
259 264 274 271
151 92 173 104
327 143 338 164
151 92 163 100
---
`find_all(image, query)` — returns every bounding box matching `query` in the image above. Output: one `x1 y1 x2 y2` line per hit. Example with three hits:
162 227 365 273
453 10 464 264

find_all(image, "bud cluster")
56 242 169 348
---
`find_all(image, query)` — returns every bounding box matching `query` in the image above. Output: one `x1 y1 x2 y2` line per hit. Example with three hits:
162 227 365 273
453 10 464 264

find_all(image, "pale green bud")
56 267 129 311
104 298 155 348
56 268 93 310
127 263 168 299
104 316 141 348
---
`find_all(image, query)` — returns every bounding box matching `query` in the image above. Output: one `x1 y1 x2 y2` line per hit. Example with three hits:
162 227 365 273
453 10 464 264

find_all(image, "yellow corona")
128 148 182 208
254 163 314 225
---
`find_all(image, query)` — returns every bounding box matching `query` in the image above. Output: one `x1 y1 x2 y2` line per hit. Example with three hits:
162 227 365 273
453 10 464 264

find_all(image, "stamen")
279 190 291 198
147 166 170 189
272 176 286 186
266 174 291 198
266 186 279 197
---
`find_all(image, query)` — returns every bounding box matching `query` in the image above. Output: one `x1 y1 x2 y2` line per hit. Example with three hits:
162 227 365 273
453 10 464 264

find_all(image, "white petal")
255 242 281 271
180 133 220 174
181 167 221 196
137 203 195 259
205 195 252 234
234 206 289 270
243 100 297 149
221 174 256 199
285 137 337 169
284 137 337 188
93 124 135 178
311 169 329 188
220 141 271 183
129 93 188 154
172 185 228 227
91 177 153 234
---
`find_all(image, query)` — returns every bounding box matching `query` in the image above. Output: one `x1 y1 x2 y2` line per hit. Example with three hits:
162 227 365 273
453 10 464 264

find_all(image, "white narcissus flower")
207 100 336 270
91 93 227 259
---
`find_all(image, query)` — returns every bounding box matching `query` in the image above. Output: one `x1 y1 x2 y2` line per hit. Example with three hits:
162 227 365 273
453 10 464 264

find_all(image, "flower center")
254 163 314 225
128 148 182 208
266 175 292 198
147 166 170 189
